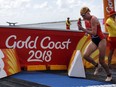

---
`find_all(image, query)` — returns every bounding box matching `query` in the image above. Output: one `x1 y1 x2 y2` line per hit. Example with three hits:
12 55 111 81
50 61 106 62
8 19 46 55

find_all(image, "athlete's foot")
105 76 112 81
94 64 102 75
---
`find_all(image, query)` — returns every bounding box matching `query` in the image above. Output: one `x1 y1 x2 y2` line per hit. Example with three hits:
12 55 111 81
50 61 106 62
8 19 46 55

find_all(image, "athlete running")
77 7 112 81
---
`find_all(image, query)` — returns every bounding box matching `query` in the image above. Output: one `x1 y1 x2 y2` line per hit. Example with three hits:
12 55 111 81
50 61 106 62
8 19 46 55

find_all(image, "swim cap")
80 7 90 16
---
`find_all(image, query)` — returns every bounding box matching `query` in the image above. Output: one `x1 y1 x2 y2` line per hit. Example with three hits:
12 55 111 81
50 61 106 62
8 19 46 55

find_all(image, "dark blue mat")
12 71 111 87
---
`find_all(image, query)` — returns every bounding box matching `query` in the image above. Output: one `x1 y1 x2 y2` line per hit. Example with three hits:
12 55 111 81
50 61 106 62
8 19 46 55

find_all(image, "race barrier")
68 50 86 78
0 49 21 78
0 26 116 71
0 26 84 70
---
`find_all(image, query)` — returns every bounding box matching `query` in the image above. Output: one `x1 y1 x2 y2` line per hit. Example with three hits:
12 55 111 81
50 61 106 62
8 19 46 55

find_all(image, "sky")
0 0 116 25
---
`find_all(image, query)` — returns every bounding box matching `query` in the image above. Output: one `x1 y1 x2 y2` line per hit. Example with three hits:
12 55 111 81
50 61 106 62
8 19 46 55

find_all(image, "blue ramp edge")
11 71 111 87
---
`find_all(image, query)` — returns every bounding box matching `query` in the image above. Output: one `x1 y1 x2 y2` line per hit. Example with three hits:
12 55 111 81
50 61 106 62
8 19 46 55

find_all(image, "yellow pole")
103 0 115 32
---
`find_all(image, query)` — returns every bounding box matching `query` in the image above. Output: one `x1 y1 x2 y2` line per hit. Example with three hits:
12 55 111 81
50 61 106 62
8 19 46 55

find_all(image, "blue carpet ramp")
12 71 111 87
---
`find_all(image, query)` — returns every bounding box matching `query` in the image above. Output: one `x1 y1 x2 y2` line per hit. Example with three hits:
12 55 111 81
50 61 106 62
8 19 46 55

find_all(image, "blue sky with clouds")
0 0 115 25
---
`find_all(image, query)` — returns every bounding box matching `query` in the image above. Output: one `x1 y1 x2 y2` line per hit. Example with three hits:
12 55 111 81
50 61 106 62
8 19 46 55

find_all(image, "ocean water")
18 19 105 32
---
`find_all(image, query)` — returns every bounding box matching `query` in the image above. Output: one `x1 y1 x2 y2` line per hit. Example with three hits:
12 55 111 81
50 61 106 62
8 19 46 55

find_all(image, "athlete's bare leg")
108 49 114 67
98 39 111 76
83 41 98 66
